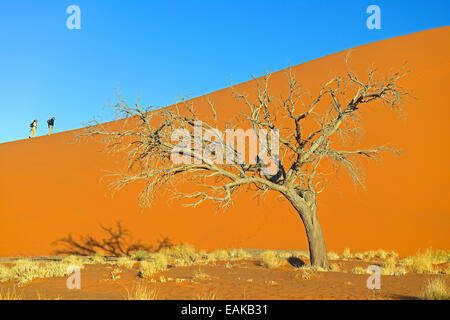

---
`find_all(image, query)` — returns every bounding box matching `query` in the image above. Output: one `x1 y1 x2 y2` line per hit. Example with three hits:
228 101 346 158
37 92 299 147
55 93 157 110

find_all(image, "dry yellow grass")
231 249 252 259
61 255 87 266
159 244 198 266
139 261 165 278
375 249 388 259
0 288 22 300
151 253 168 270
116 256 135 269
126 283 159 300
133 246 257 277
342 248 352 259
327 252 340 260
381 257 407 276
388 251 399 259
350 266 367 274
195 289 218 300
260 251 286 269
421 277 449 300
353 253 365 260
89 252 106 264
211 250 229 261
110 268 122 281
36 292 62 300
294 269 320 280
328 263 340 272
362 250 376 261
400 248 449 274
193 269 212 282
0 259 85 286
132 250 151 261
402 249 434 274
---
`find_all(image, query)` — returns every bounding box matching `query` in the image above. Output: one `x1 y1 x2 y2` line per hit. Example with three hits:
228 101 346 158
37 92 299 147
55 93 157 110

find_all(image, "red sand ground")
0 258 448 300
0 27 449 257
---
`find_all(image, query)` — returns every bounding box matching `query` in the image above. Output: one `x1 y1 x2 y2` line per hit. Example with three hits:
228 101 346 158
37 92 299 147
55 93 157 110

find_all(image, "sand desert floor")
0 247 448 300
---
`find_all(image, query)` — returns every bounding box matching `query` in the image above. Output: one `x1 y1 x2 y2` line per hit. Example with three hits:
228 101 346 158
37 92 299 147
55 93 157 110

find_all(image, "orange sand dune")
1 27 449 257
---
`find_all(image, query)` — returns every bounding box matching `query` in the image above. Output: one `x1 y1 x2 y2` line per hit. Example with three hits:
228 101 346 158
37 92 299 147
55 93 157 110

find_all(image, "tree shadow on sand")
52 221 173 256
288 257 307 268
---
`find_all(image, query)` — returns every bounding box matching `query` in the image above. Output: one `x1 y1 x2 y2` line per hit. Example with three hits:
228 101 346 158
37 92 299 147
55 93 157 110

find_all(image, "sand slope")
1 27 449 257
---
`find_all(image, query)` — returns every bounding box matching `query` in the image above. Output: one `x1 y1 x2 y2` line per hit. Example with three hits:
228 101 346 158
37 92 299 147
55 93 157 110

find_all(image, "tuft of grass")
295 269 320 280
342 248 352 259
329 263 341 272
421 278 449 300
195 289 217 300
232 249 252 259
139 260 166 279
292 250 309 259
375 249 388 259
403 251 434 274
126 283 159 300
110 268 122 281
0 288 22 300
193 269 212 282
150 253 168 270
138 262 156 278
36 292 62 300
381 257 407 276
350 266 366 274
428 248 449 264
132 250 151 261
277 252 293 259
0 264 10 280
211 250 229 261
363 250 376 261
90 252 106 264
388 251 399 259
116 256 135 269
61 255 86 266
159 244 198 266
297 264 328 272
354 253 365 260
260 251 286 269
327 252 340 260
401 248 449 274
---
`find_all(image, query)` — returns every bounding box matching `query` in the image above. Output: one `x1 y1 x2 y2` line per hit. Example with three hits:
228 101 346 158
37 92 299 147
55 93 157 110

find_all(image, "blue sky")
0 0 448 143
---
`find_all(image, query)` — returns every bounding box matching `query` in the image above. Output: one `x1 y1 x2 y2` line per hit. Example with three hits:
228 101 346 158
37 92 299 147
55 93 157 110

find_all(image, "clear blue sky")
0 0 448 143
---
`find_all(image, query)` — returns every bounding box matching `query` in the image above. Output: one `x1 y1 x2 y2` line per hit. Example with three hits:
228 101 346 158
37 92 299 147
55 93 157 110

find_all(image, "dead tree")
78 61 409 268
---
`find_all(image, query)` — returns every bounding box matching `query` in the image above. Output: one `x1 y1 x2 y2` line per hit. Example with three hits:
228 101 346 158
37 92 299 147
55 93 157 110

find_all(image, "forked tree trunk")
284 190 329 269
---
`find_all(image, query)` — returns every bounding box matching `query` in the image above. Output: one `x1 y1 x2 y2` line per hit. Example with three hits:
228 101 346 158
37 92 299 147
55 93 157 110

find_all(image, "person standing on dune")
47 117 55 135
29 119 38 138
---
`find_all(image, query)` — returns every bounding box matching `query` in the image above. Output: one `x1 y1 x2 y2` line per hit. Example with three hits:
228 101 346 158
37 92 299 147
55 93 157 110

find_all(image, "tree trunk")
284 190 329 268
300 209 328 268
